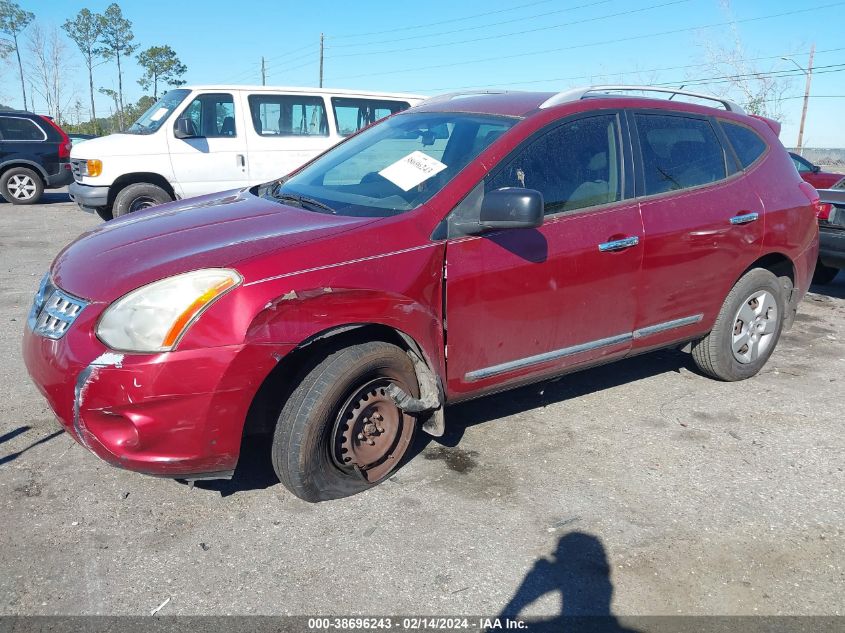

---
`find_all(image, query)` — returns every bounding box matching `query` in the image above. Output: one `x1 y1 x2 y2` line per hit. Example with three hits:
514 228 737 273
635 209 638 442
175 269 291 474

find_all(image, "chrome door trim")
463 314 703 382
729 212 759 225
464 333 632 382
598 236 639 252
633 313 703 338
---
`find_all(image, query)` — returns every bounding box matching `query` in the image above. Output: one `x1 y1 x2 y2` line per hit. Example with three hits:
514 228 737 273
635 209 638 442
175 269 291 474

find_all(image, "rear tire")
271 341 419 502
812 263 839 285
112 182 172 217
0 167 44 205
691 268 785 381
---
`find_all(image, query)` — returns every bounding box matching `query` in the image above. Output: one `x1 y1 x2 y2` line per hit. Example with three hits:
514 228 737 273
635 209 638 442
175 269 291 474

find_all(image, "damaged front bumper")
22 314 290 478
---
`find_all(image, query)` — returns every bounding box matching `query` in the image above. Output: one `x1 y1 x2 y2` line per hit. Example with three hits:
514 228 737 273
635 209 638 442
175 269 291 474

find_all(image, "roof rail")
539 85 745 114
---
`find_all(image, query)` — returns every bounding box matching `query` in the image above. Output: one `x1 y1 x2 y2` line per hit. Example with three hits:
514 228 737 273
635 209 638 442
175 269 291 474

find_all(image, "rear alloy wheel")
112 182 172 217
0 167 44 205
692 268 785 381
812 263 839 285
272 341 419 502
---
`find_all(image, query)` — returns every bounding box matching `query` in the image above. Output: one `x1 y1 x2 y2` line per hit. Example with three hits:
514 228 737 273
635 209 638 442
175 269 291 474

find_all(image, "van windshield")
264 112 517 217
125 89 191 135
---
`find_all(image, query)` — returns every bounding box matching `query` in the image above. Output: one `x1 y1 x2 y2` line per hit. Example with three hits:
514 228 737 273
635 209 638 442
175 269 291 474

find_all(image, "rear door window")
332 98 410 136
0 116 46 141
634 113 728 195
248 94 328 137
721 121 767 168
177 93 236 138
486 113 623 215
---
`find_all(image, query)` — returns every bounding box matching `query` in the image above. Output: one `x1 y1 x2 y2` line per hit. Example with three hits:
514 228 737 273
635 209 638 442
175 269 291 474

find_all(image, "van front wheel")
112 182 172 217
271 341 419 502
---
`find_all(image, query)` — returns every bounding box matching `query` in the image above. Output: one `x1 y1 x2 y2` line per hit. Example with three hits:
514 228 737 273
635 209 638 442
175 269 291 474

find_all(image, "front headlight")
96 269 242 352
78 159 102 177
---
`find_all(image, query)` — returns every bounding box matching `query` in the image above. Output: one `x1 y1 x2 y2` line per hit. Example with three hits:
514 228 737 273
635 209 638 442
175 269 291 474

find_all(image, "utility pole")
796 43 815 154
261 56 266 86
319 33 324 88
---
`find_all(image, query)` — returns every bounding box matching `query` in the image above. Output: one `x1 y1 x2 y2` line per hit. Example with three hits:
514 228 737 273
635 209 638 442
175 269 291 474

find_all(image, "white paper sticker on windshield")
149 107 169 122
378 151 447 191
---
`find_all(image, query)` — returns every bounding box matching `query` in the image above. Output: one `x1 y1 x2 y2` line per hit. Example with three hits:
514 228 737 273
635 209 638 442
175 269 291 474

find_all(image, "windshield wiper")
271 189 335 214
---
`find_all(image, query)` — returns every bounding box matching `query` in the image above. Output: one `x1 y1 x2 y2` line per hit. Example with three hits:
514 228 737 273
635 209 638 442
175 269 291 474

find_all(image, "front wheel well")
241 324 430 439
107 172 176 209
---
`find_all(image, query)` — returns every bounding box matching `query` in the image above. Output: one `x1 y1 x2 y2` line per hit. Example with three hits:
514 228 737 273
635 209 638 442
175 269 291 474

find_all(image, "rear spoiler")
751 114 781 137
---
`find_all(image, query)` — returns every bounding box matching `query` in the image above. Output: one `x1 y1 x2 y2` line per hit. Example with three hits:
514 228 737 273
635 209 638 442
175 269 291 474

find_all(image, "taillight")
39 116 71 159
817 202 833 221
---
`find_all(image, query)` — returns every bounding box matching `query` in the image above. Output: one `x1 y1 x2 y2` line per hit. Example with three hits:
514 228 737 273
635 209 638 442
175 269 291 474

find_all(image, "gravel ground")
1 191 843 618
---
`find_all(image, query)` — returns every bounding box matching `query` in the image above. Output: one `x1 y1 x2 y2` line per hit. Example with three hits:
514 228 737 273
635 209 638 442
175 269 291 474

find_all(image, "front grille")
70 158 85 182
28 274 88 340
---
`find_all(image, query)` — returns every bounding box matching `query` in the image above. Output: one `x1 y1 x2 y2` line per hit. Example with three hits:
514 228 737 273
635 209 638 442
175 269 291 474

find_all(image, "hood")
52 188 375 301
69 132 164 158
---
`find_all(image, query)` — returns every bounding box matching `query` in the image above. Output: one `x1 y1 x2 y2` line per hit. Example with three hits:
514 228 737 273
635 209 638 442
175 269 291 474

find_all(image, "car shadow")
199 347 695 497
809 273 845 299
495 531 641 632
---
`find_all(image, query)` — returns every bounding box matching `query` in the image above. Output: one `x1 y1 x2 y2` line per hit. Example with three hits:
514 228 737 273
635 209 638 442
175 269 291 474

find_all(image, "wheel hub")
8 175 36 200
332 379 414 483
731 290 778 364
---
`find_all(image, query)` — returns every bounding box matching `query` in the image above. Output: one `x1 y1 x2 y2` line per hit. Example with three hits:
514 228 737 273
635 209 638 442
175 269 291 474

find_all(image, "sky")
4 0 845 146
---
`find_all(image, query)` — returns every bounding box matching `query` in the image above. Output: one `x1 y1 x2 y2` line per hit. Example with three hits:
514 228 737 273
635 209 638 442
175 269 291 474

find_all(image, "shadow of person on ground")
497 532 639 633
0 428 64 466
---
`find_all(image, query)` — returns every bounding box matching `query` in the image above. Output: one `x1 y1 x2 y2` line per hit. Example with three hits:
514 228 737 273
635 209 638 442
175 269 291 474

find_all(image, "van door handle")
237 154 246 168
729 212 759 225
598 236 639 252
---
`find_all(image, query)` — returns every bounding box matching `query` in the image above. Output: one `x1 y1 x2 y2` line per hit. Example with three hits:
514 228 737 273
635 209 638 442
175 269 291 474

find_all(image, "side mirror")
478 188 544 231
174 118 197 139
812 165 821 173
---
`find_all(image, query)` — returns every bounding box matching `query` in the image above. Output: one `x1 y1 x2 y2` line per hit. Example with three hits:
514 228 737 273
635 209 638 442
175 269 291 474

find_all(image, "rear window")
0 116 46 141
332 98 410 136
248 94 328 137
635 114 727 195
721 121 767 169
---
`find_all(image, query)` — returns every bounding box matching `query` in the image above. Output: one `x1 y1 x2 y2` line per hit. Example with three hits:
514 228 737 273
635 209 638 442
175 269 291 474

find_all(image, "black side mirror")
174 117 197 139
812 165 821 173
478 188 544 231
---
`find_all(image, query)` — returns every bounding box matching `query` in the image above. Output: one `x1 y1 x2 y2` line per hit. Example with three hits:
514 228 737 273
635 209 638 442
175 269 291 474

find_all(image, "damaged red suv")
23 86 819 502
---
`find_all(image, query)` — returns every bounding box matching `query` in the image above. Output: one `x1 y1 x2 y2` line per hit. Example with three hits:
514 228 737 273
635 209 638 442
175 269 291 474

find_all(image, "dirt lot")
1 192 843 618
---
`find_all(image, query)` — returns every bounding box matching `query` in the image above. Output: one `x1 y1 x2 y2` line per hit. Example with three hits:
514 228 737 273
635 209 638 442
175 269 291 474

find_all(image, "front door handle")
730 212 759 225
237 154 246 168
598 236 639 252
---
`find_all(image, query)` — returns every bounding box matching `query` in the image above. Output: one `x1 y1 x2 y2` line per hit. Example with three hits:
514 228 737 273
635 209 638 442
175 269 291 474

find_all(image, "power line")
327 2 845 83
328 0 613 49
329 0 558 40
326 0 689 60
409 47 845 93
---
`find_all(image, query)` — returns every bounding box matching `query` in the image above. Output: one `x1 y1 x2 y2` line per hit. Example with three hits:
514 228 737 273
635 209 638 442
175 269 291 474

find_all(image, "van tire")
112 182 172 217
271 341 419 502
691 268 784 381
1 167 44 205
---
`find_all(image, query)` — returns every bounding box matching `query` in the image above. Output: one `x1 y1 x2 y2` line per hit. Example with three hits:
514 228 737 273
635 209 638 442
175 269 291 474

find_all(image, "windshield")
125 89 191 135
265 112 517 217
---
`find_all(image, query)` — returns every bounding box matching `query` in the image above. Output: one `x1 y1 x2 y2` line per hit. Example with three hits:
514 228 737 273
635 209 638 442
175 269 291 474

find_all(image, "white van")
68 85 425 219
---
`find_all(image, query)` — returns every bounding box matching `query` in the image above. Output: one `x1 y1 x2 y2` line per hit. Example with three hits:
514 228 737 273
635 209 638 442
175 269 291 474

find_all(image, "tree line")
0 1 187 134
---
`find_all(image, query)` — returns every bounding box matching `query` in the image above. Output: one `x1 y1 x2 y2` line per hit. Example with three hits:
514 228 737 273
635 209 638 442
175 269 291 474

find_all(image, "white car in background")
68 85 424 219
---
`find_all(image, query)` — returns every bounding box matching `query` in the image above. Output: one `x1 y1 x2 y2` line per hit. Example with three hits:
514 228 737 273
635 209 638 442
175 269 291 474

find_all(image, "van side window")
332 98 410 136
720 121 767 169
486 114 622 215
248 95 328 137
177 93 236 138
635 114 727 195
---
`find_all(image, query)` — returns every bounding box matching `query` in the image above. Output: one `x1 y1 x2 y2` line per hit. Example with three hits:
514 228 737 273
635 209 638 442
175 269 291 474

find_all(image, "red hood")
52 189 375 302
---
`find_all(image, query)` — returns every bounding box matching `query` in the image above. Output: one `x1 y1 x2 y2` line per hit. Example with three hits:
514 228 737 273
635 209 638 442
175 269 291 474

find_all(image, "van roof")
180 85 427 100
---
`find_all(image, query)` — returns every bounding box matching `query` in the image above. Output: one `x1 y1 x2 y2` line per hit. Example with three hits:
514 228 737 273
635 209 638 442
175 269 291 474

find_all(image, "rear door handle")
730 212 759 225
598 236 639 252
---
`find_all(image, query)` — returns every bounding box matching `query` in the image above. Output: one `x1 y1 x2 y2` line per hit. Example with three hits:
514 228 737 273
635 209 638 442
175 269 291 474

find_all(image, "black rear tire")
0 167 44 205
691 268 785 381
271 341 419 502
112 182 172 217
812 263 839 285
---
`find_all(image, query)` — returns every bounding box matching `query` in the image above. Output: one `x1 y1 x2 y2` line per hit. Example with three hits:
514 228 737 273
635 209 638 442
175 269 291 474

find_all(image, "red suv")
789 152 845 190
23 86 819 502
